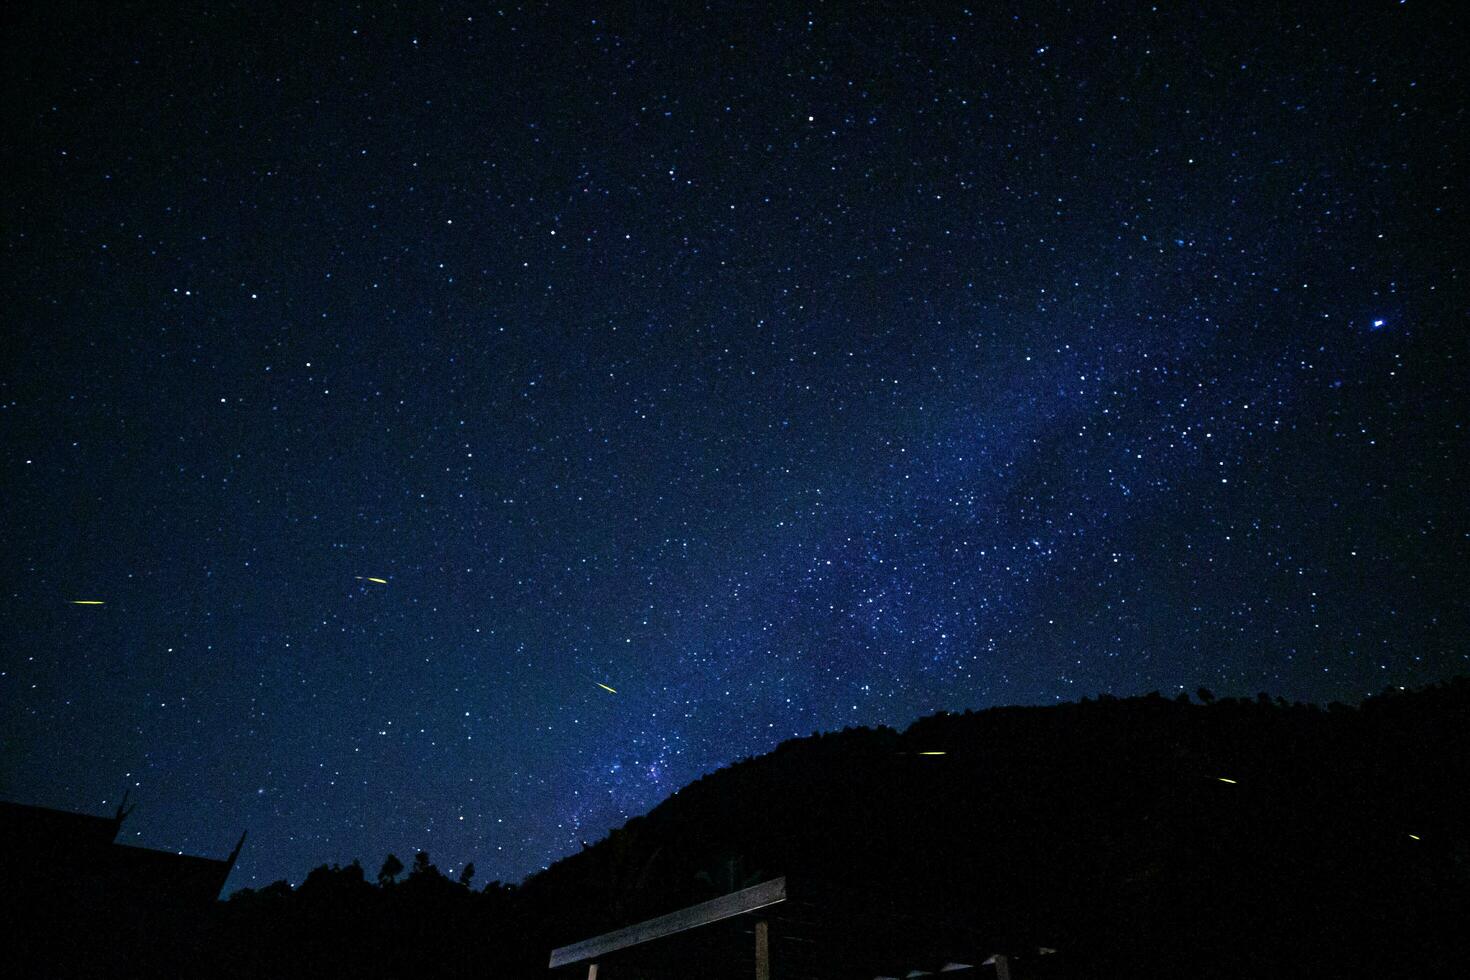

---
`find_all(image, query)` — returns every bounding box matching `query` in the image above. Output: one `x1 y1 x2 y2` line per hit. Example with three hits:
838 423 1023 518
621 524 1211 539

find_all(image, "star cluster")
1 1 1464 889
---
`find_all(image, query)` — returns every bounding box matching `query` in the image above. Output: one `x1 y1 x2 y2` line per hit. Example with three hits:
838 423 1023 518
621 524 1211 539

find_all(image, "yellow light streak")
70 600 105 605
1217 777 1238 784
596 682 618 694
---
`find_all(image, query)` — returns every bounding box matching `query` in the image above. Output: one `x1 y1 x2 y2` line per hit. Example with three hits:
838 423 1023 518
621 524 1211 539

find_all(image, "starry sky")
2 0 1464 891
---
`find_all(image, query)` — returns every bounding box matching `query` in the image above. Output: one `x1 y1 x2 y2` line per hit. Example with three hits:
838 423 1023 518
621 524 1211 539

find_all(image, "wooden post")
754 918 770 980
993 954 1011 980
586 963 598 980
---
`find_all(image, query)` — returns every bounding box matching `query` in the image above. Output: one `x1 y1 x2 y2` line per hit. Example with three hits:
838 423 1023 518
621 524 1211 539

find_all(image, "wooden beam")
755 918 770 980
549 877 788 968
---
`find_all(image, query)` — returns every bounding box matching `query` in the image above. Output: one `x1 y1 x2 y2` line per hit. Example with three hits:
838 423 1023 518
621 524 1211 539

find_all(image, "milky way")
2 1 1464 890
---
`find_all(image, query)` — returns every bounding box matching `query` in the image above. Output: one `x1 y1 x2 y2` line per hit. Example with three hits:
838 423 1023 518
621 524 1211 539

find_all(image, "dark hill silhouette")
75 679 1470 978
515 682 1470 977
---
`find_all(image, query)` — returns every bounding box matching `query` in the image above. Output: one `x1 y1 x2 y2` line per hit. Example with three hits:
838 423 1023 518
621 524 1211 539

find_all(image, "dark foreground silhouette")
11 680 1469 977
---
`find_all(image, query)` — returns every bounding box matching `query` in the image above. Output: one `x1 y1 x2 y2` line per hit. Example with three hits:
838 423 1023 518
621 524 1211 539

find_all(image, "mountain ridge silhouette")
20 680 1467 977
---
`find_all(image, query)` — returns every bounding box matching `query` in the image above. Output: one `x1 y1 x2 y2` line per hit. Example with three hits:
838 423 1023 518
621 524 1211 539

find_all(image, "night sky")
2 1 1464 891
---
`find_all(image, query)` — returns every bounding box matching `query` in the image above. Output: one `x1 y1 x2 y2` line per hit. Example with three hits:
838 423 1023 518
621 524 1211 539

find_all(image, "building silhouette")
1 794 243 974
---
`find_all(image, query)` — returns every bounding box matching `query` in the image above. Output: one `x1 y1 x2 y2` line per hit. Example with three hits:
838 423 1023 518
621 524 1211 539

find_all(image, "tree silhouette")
458 862 475 888
377 853 403 886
